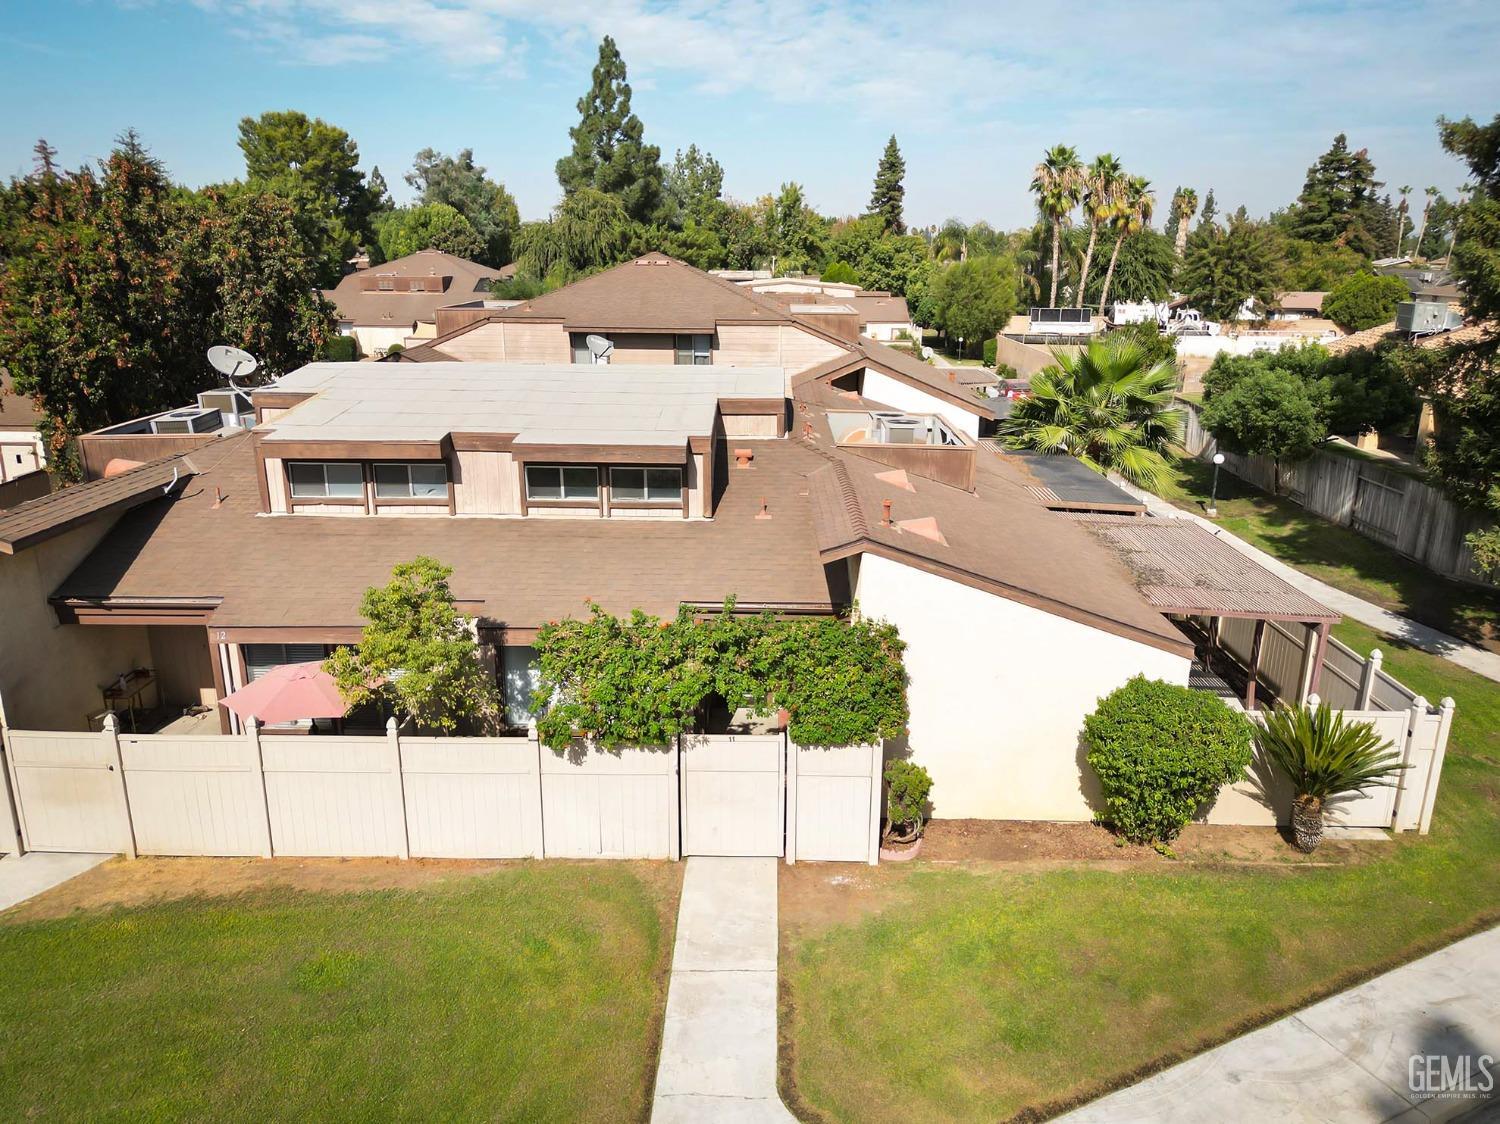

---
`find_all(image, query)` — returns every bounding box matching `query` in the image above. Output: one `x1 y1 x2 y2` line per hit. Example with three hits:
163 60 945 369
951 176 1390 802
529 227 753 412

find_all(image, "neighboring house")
1267 291 1327 321
323 250 498 358
0 368 46 484
710 270 919 342
1373 262 1463 304
400 253 992 435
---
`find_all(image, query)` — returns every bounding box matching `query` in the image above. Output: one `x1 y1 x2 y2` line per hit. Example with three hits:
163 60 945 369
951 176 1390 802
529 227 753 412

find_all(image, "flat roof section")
261 362 786 448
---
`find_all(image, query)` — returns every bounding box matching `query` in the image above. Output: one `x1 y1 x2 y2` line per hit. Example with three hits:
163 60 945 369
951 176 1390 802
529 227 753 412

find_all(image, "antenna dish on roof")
208 344 259 385
585 334 614 364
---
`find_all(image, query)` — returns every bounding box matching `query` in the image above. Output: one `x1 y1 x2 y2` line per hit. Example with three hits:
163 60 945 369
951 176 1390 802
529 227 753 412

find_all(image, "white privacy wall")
860 370 981 439
853 553 1190 820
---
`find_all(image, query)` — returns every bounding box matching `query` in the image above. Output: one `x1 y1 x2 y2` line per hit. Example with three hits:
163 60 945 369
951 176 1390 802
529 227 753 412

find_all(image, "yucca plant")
1255 702 1408 852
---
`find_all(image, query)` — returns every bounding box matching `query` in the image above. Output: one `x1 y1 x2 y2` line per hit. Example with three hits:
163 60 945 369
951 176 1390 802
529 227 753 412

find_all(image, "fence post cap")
1440 696 1456 710
385 716 399 733
1305 693 1320 709
102 712 119 734
1411 695 1430 711
1368 648 1383 663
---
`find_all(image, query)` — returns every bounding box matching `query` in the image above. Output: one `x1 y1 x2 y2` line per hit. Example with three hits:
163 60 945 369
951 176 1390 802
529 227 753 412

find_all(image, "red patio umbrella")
219 661 348 726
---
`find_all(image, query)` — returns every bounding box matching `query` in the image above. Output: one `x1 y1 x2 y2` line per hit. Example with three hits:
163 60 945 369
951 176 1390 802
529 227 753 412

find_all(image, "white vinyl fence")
0 719 884 864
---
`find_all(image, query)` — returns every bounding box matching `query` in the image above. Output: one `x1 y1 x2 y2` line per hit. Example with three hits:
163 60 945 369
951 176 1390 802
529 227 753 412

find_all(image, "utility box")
1397 300 1464 335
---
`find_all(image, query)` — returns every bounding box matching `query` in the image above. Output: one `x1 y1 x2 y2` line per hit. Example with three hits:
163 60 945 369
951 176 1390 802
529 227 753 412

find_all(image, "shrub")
1083 676 1254 844
884 760 933 842
320 334 358 362
821 260 859 284
1323 271 1410 332
982 337 998 368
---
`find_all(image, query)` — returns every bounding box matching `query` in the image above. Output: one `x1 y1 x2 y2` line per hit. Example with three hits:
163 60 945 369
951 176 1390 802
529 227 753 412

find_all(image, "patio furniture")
102 668 157 733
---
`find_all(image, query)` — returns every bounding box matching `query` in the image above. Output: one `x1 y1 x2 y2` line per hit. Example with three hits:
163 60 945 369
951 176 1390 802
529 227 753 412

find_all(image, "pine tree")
868 135 906 234
1199 188 1218 229
1287 134 1383 256
555 36 664 225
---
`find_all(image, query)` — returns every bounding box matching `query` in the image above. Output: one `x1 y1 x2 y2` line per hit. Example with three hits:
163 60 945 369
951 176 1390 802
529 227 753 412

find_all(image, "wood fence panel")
400 737 540 858
4 730 132 854
261 736 405 857
789 743 880 863
120 735 267 857
539 742 676 859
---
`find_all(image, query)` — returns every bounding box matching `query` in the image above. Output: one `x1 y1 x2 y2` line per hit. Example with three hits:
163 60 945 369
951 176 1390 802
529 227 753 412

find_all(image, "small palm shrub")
884 760 933 843
1256 701 1407 852
1084 676 1254 845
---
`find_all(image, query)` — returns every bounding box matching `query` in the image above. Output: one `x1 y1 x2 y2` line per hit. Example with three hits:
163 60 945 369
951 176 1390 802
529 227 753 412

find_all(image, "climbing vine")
530 601 907 751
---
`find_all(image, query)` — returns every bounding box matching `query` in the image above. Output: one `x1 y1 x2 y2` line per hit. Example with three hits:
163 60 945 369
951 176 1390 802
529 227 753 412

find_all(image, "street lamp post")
1207 452 1226 517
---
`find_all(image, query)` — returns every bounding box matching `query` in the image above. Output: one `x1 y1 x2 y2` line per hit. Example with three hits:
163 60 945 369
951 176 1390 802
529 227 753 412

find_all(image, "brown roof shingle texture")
1067 514 1338 622
55 434 843 630
324 250 496 328
0 368 42 431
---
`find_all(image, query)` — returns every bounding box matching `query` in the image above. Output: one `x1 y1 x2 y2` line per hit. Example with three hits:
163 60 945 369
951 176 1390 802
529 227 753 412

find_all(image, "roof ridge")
798 430 868 537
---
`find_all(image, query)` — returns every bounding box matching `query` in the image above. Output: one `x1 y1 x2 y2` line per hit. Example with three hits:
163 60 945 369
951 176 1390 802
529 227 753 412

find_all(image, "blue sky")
1 1 1496 229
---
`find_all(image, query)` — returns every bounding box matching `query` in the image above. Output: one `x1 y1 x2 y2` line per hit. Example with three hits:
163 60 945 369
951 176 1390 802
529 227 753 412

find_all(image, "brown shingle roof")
1272 291 1327 313
0 368 42 431
324 250 496 328
1066 514 1338 622
0 450 203 555
848 293 912 324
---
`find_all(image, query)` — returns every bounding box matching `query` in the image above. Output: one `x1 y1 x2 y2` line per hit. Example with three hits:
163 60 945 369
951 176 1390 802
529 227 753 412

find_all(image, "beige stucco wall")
0 522 152 732
861 370 981 439
609 334 674 364
148 625 216 711
440 321 570 363
349 325 414 359
852 552 1190 821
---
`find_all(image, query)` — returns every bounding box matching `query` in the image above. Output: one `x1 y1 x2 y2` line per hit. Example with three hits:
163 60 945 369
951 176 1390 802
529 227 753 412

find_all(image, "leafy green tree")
374 203 486 262
1098 175 1154 309
1084 228 1174 305
238 110 379 284
1270 235 1368 291
513 188 632 281
1199 187 1218 229
404 148 519 266
367 166 394 213
1322 270 1410 331
1179 217 1278 321
1440 114 1500 324
761 182 828 275
928 255 1018 353
826 214 934 307
1204 343 1416 437
867 135 906 234
1030 144 1084 307
1000 337 1182 488
325 557 502 734
1200 368 1324 489
555 36 664 224
663 144 724 225
1077 154 1125 301
821 260 858 283
1286 134 1384 256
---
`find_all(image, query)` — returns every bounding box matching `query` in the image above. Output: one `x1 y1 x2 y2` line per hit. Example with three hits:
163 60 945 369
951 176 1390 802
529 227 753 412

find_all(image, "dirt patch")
779 862 906 931
918 818 1372 865
2 855 674 924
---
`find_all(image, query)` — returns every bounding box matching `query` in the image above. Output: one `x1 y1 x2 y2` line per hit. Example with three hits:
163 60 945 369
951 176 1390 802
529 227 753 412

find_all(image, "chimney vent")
734 448 754 468
756 497 772 520
881 499 893 526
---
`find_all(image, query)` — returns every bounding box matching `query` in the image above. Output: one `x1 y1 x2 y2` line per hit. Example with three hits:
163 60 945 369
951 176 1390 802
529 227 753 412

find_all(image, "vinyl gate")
5 731 134 854
680 734 785 857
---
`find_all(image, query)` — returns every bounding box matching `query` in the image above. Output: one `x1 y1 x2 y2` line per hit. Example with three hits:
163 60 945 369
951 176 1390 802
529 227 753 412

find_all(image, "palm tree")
998 336 1182 489
1171 187 1198 259
1413 186 1438 258
1255 701 1408 853
1394 185 1411 256
1098 175 1154 310
1077 154 1124 307
1030 144 1084 308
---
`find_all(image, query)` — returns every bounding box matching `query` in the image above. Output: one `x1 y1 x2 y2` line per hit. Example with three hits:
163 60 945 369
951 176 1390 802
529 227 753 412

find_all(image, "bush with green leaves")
530 602 907 751
1323 271 1411 332
320 334 358 362
884 759 933 843
982 337 998 367
1083 676 1254 844
821 260 859 284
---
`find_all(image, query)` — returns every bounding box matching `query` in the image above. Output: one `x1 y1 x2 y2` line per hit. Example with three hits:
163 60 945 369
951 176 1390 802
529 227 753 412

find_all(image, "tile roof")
323 250 496 328
1323 319 1495 355
1066 514 1338 622
264 362 784 446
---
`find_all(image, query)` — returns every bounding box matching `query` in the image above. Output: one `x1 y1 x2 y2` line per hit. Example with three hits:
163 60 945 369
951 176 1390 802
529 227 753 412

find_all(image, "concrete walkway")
0 852 108 912
652 857 794 1123
1059 925 1500 1122
1117 479 1500 685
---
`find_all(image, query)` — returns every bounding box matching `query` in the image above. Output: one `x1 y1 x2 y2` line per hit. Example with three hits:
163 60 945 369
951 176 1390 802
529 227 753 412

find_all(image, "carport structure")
1070 515 1341 710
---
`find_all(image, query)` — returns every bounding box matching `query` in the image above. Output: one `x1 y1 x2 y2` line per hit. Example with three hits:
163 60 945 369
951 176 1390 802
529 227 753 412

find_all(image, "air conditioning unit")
196 389 251 416
151 407 221 435
1396 301 1464 335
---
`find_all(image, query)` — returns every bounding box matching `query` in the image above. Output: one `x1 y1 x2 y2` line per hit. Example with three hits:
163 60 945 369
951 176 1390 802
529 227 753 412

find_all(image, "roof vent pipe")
881 498 893 526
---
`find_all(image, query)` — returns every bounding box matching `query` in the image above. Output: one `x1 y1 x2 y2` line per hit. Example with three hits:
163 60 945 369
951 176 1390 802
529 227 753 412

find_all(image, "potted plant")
1255 701 1408 853
881 760 933 859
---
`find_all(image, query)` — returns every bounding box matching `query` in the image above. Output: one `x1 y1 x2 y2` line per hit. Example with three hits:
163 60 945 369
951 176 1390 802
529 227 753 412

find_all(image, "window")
244 644 328 682
287 462 363 499
610 467 682 502
674 334 712 365
571 332 612 364
377 278 395 291
525 465 599 501
373 462 448 499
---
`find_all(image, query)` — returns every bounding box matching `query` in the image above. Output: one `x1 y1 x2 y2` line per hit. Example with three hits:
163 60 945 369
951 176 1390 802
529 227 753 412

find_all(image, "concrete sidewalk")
651 857 794 1123
1059 926 1500 1122
0 852 109 912
1117 480 1500 685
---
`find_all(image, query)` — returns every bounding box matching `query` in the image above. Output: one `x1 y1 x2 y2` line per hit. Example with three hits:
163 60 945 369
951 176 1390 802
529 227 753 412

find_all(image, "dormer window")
373 462 448 499
525 465 599 501
610 467 682 502
287 462 363 499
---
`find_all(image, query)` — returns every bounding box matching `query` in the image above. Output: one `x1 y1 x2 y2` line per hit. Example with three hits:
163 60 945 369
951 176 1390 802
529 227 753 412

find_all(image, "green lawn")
0 863 679 1122
783 692 1500 1120
1154 454 1500 653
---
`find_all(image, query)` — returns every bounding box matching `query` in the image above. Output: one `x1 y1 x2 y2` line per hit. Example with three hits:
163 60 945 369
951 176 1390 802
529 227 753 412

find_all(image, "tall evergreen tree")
1286 134 1383 256
663 145 724 225
555 36 664 224
1179 217 1278 321
1199 187 1218 229
868 135 907 234
405 148 519 265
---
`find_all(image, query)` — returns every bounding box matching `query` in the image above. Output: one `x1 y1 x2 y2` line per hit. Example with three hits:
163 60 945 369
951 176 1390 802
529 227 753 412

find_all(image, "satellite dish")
585 334 614 364
208 345 260 392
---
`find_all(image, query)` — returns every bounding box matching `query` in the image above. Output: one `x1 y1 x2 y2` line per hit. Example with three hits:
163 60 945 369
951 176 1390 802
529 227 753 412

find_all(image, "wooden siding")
439 321 571 363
